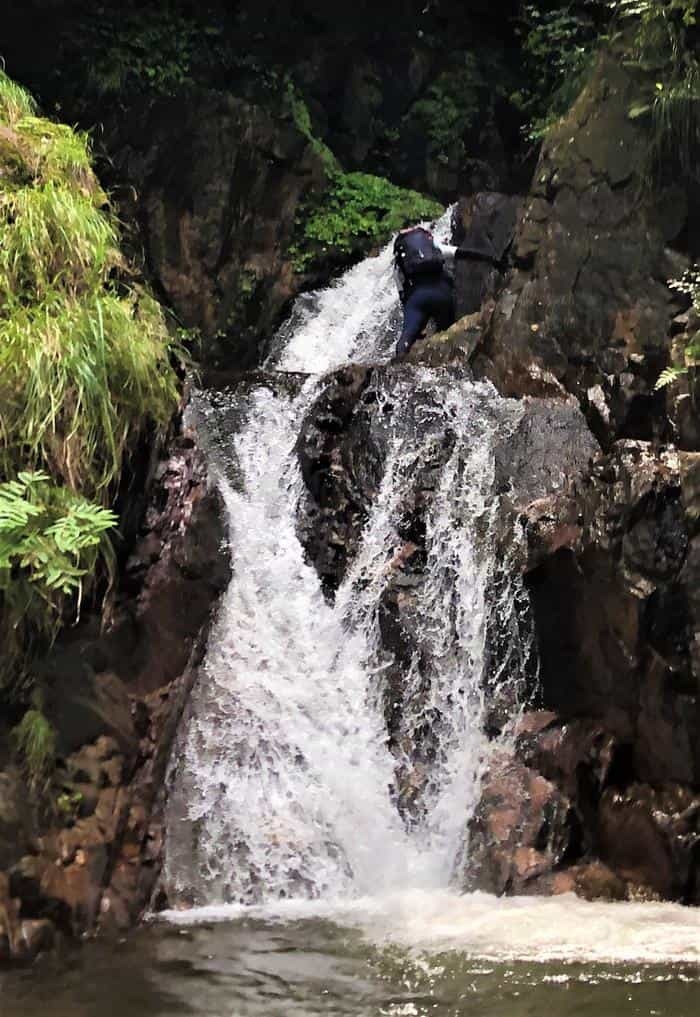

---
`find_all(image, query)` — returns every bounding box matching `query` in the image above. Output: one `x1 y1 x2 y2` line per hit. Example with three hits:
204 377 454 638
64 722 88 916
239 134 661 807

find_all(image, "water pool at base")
3 893 700 1017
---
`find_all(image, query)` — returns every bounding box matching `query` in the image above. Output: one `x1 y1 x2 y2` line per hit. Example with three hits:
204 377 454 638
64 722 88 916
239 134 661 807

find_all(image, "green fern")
0 472 116 685
656 267 700 388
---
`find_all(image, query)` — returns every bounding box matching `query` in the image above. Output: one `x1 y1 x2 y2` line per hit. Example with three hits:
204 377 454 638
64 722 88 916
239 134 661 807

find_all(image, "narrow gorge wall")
0 420 230 962
443 51 700 903
5 13 700 966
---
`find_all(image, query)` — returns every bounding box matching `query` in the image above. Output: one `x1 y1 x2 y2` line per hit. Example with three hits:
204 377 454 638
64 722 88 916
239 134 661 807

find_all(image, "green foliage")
284 81 338 174
0 470 116 614
12 708 57 787
612 0 700 184
56 787 84 820
0 69 37 120
62 7 223 99
408 55 488 162
655 267 700 388
0 70 181 691
0 467 119 688
0 71 180 499
291 171 442 274
513 2 608 140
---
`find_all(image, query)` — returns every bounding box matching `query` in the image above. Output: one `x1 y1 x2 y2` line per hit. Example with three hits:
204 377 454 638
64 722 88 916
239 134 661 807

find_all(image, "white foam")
160 889 700 966
267 209 453 373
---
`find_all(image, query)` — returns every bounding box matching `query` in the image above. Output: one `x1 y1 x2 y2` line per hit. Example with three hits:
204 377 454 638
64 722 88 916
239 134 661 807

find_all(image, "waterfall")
267 209 453 373
162 214 535 908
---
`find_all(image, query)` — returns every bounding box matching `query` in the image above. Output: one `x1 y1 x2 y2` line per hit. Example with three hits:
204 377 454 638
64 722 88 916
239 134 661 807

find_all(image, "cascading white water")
162 213 534 908
267 209 453 374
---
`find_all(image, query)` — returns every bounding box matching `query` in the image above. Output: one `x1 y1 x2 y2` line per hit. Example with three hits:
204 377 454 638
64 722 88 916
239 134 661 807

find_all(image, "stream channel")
3 214 700 1016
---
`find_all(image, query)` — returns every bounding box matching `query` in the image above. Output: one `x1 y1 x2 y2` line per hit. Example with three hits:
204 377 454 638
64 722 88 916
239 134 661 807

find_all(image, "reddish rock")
465 754 576 895
525 861 627 901
0 416 230 961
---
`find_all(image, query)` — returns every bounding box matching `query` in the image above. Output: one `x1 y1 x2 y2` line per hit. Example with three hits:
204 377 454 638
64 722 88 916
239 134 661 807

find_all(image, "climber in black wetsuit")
393 227 458 356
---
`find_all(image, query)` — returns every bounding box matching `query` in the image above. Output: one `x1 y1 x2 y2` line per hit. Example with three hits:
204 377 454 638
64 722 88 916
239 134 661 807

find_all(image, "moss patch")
291 170 443 274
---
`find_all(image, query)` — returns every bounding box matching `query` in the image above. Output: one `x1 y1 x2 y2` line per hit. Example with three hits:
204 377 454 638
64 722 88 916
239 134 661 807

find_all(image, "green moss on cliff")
290 171 442 274
0 70 181 698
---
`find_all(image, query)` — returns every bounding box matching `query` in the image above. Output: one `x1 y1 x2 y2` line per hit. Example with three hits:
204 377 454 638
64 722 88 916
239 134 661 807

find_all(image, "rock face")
471 52 687 446
452 192 520 319
0 415 230 963
447 40 700 906
466 708 700 903
463 441 700 902
529 443 700 783
296 363 598 781
109 92 328 369
296 367 598 596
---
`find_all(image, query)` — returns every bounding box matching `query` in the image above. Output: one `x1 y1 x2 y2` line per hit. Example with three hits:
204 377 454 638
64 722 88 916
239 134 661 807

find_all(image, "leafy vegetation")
56 787 84 821
407 55 490 163
611 0 700 185
656 267 700 388
284 87 442 274
52 5 229 102
512 2 609 140
0 472 117 675
291 172 442 274
285 81 338 175
0 70 181 716
12 707 58 788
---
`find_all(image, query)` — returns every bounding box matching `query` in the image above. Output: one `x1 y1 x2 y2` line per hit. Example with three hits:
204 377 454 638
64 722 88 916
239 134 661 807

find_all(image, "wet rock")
408 311 485 367
517 715 617 800
527 441 700 785
526 860 627 901
471 53 685 444
114 424 232 697
495 397 599 509
0 414 230 958
299 367 598 595
296 364 377 593
107 92 329 368
464 754 577 895
598 784 700 902
452 192 520 319
517 494 582 572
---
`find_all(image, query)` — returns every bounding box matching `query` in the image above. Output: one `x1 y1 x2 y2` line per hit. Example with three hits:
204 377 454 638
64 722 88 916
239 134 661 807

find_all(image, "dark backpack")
394 227 444 281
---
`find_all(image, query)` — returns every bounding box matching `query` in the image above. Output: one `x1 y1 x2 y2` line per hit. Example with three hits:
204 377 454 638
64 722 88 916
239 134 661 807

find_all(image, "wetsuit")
395 243 457 356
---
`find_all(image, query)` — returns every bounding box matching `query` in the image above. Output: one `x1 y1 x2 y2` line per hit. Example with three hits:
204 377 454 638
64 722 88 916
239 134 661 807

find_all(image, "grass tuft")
12 708 57 788
0 70 182 694
0 68 37 122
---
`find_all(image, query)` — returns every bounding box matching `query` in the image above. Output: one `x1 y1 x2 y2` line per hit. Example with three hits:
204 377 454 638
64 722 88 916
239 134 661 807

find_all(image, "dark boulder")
526 443 700 785
470 52 688 446
452 192 520 319
598 784 700 902
107 91 328 369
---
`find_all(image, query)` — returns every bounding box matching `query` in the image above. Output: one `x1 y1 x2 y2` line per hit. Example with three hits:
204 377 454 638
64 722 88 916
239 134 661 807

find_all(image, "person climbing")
393 226 458 356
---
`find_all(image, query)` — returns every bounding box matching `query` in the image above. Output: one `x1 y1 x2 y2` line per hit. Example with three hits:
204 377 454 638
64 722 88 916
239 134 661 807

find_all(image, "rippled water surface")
4 896 700 1017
